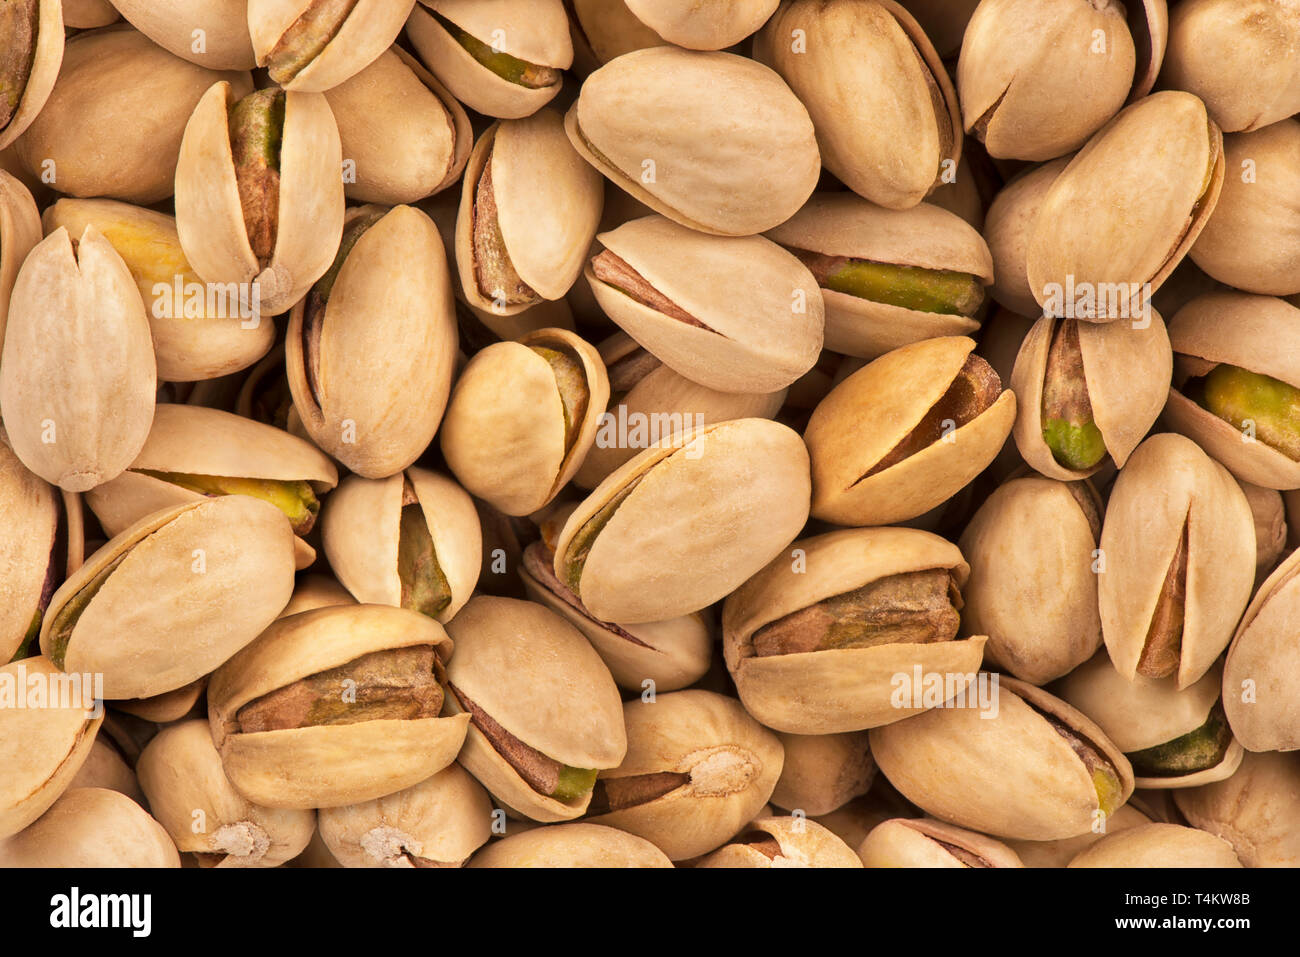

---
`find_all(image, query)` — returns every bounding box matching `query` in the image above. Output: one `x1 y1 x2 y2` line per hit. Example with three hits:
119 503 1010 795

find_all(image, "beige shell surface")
983 157 1071 317
0 787 180 868
61 0 118 29
698 816 862 868
0 171 41 347
858 817 1025 868
469 822 673 868
115 678 207 724
1068 822 1241 868
112 0 256 70
625 0 776 50
279 573 356 618
770 731 875 817
570 0 665 70
0 0 62 151
1173 750 1300 867
248 0 414 92
68 736 143 804
0 438 58 663
566 47 820 237
1004 802 1152 869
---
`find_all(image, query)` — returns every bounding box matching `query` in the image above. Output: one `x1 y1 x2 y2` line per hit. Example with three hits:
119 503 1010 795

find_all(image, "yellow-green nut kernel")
248 0 414 93
0 787 180 867
0 0 62 151
1174 750 1300 867
468 822 673 868
697 816 863 869
110 0 256 70
858 818 1025 868
1067 822 1241 868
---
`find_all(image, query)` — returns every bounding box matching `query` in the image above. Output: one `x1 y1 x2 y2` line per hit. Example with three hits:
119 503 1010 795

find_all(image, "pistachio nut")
554 418 811 623
724 527 986 733
896 0 982 58
804 336 1017 527
61 0 118 30
0 0 62 151
114 679 207 724
441 328 608 516
857 817 1025 868
209 604 469 809
0 436 61 664
468 821 673 868
769 731 875 817
1026 91 1224 318
406 0 573 119
174 80 345 316
1098 433 1256 689
1174 750 1300 867
321 467 481 624
247 0 414 93
625 0 776 50
456 110 604 316
565 47 820 236
809 789 919 853
586 215 824 393
0 225 156 492
765 194 992 361
318 763 492 868
1067 822 1241 868
1011 313 1172 479
982 156 1071 317
584 690 784 861
0 787 180 868
1240 480 1287 587
111 0 257 70
279 573 357 619
286 204 457 478
13 26 254 204
68 734 144 805
871 676 1135 841
755 0 959 211
567 0 666 72
1004 803 1153 869
696 816 862 868
0 168 40 348
958 476 1103 685
137 719 315 868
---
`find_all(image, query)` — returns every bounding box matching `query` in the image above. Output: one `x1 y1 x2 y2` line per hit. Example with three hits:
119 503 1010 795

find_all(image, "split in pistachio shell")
247 0 414 93
696 816 862 868
469 822 673 868
1067 822 1241 868
0 0 61 151
857 817 1025 868
0 437 61 664
110 0 256 70
1173 750 1300 867
0 787 180 868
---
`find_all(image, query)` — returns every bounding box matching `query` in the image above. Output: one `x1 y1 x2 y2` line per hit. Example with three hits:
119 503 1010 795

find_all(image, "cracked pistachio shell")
555 418 811 624
0 656 101 839
568 0 666 71
858 817 1025 868
765 194 992 360
769 731 875 817
0 170 41 348
586 215 824 393
286 204 457 479
983 156 1070 317
1174 750 1300 867
698 816 862 868
445 597 626 823
175 81 344 316
0 435 58 663
1057 654 1242 788
1068 822 1241 867
1026 91 1224 317
42 199 275 382
406 0 572 119
870 676 1136 841
137 719 314 867
585 690 784 860
724 527 985 733
1164 293 1300 489
755 1 959 210
456 110 604 315
469 822 672 868
958 477 1102 685
565 47 820 236
957 0 1135 162
321 467 481 624
111 0 256 70
0 787 179 867
319 763 492 868
248 0 414 93
61 0 118 29
209 604 469 809
14 26 253 204
0 0 62 151
40 496 296 700
626 0 776 50
1005 802 1152 869
1099 433 1256 689
804 336 1017 527
441 328 608 516
1011 313 1172 481
325 46 471 205
0 225 156 492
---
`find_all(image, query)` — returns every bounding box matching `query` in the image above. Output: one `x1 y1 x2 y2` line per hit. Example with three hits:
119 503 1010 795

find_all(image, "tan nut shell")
248 0 414 92
625 0 775 50
137 719 314 867
58 0 116 29
982 157 1070 317
279 573 356 619
586 690 784 860
209 604 469 809
69 736 143 804
805 336 1017 527
765 195 992 360
1173 750 1300 867
406 0 572 119
569 0 665 71
698 816 862 868
0 225 156 492
0 787 179 867
1098 433 1256 689
111 0 256 70
286 204 457 479
555 418 811 624
565 47 820 237
858 817 1025 868
469 822 672 868
0 656 102 840
769 731 875 817
321 467 481 624
1012 313 1172 480
587 215 824 393
0 438 58 663
1004 802 1152 869
175 81 344 316
441 328 609 516
0 0 62 151
115 679 207 724
1068 822 1241 867
869 676 1135 841
1242 480 1287 584
724 527 986 733
0 170 41 348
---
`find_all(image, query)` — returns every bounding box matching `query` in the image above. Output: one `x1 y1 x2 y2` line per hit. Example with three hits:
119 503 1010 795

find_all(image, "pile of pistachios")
1 0 1298 870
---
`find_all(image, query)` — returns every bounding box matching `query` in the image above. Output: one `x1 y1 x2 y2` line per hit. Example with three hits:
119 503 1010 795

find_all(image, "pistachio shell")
1004 803 1152 869
0 437 58 663
0 787 180 867
1067 822 1241 867
111 0 257 70
468 821 673 868
1174 750 1300 867
68 736 143 804
769 731 875 817
568 0 666 70
982 157 1070 317
278 573 356 619
698 815 861 868
895 0 980 58
115 679 207 724
0 169 41 348
0 0 62 151
248 0 415 93
625 0 776 50
61 0 118 29
858 817 1024 868
1241 480 1287 585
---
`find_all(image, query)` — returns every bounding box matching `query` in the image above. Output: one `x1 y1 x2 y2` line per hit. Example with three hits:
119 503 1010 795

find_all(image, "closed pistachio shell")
0 787 180 867
248 0 415 93
0 170 40 348
698 816 861 868
68 736 143 804
1004 803 1152 869
1174 750 1300 867
115 679 207 724
1068 822 1241 867
278 573 356 619
0 436 59 663
982 157 1070 317
469 822 673 868
568 0 665 71
769 731 875 817
111 0 257 70
626 0 776 50
1240 480 1287 585
60 0 118 29
565 47 820 236
858 817 1024 868
0 0 62 151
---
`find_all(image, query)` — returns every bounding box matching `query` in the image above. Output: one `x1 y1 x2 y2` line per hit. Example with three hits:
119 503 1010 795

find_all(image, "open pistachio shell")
0 787 180 867
724 527 986 733
0 225 156 492
554 418 811 624
769 731 875 817
444 596 627 823
697 816 861 868
805 336 1017 527
111 0 256 70
406 0 572 119
248 0 414 93
624 0 775 50
586 215 823 394
1174 750 1300 867
0 0 62 151
0 436 59 664
765 195 992 361
469 821 672 868
61 0 118 29
0 170 40 349
1068 822 1241 867
982 156 1070 317
137 719 314 867
1098 433 1256 690
870 676 1135 841
321 467 481 624
858 817 1024 868
209 604 469 809
565 47 820 237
